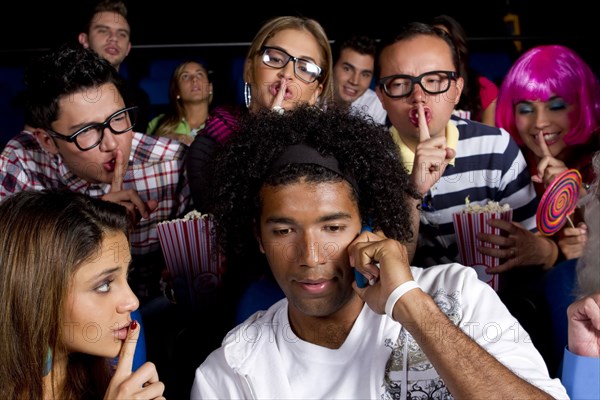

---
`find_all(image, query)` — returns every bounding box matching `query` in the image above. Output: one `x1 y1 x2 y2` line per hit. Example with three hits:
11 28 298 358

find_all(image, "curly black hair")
210 104 421 265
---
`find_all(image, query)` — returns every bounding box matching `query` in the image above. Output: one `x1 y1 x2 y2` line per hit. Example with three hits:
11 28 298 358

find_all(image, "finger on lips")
273 78 286 109
536 132 552 157
418 104 430 142
111 149 124 193
114 319 139 377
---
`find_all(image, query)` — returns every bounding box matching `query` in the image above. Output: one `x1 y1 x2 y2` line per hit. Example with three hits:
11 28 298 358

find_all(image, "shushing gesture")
411 104 456 195
533 132 568 187
534 133 587 259
102 149 158 226
104 320 165 399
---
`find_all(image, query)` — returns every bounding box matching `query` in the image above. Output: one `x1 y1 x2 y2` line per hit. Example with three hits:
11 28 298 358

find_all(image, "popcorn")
157 209 210 223
452 198 513 291
460 198 511 214
156 210 223 308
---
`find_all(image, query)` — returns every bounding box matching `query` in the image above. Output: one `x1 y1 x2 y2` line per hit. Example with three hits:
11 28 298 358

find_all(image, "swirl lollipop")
536 169 581 236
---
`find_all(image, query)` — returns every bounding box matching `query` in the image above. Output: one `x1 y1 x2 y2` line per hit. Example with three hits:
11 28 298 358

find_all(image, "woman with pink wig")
496 45 600 261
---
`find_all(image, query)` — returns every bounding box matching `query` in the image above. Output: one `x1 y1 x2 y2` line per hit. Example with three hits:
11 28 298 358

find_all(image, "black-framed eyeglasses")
379 71 457 99
46 106 138 151
260 46 322 84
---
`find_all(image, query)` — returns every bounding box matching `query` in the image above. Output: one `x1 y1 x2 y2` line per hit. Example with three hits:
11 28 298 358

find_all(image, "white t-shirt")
351 88 387 125
191 264 567 399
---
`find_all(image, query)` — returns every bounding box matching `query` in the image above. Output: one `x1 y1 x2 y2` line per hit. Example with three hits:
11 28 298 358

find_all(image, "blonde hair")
153 60 212 138
245 16 334 106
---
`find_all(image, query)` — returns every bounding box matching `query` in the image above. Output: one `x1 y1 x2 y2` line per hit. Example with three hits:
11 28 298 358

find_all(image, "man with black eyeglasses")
376 22 562 369
375 22 550 272
78 0 151 133
0 43 191 306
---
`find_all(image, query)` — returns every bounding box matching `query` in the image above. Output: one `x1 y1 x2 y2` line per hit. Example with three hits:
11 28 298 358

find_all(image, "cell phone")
355 225 373 288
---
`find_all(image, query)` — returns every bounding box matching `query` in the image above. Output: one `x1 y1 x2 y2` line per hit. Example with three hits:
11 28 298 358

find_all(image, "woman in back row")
184 15 335 332
146 60 213 146
497 45 600 376
186 15 334 213
496 44 600 261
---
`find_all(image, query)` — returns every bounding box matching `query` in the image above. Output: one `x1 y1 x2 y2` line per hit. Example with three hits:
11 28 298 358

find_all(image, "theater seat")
111 308 147 371
469 51 514 85
235 275 285 324
139 59 186 105
0 66 26 146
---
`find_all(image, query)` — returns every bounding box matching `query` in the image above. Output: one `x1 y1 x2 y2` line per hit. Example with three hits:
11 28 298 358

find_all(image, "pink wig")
496 45 600 146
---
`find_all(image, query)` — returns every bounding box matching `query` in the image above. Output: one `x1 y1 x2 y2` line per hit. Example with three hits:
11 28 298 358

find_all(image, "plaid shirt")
0 131 191 255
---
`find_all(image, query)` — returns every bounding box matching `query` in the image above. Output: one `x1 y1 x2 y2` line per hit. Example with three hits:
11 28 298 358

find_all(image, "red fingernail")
130 320 138 331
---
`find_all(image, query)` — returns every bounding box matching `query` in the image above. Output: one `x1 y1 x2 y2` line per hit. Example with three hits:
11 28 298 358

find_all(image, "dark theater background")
0 2 596 399
0 0 596 145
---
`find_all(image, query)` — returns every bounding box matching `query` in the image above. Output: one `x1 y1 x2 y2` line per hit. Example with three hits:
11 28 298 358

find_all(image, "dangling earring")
176 95 181 100
244 82 252 109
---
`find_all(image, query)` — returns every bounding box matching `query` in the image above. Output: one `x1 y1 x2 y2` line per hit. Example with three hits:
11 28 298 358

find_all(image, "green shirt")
146 114 205 137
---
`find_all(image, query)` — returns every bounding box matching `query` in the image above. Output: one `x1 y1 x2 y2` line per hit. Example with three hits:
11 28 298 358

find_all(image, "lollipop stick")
566 215 575 229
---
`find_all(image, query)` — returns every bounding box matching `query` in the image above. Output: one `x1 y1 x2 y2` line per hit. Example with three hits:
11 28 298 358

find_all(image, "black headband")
270 143 359 191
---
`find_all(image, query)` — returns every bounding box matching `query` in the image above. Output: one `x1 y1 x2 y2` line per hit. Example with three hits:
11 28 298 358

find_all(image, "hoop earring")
244 82 252 109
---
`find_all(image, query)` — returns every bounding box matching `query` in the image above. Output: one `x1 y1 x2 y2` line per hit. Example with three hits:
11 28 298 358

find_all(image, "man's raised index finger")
110 149 124 193
418 104 430 142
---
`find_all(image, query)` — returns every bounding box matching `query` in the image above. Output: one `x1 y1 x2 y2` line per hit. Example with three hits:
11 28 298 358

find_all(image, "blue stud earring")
43 347 52 376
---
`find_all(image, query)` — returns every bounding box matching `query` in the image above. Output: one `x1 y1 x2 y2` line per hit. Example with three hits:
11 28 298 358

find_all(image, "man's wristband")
385 280 420 321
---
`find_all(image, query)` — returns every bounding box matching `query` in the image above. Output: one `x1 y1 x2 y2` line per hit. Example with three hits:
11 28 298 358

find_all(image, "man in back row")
374 22 548 270
79 0 150 132
333 35 387 125
374 21 560 366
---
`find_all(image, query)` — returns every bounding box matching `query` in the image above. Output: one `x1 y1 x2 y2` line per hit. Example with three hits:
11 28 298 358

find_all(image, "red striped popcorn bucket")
156 213 223 307
452 209 513 291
